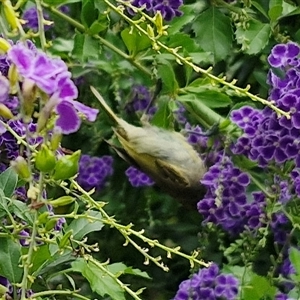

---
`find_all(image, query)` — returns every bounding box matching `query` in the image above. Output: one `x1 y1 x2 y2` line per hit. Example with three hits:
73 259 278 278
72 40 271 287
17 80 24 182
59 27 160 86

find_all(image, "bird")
90 86 207 204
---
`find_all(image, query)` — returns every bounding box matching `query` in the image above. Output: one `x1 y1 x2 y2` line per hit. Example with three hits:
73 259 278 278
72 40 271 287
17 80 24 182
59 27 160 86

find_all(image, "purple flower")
275 293 296 300
174 103 187 124
215 274 239 299
131 0 183 21
19 229 30 246
23 6 52 31
125 166 154 187
6 42 98 134
77 155 114 191
0 276 13 295
268 43 300 68
125 85 157 116
173 263 239 300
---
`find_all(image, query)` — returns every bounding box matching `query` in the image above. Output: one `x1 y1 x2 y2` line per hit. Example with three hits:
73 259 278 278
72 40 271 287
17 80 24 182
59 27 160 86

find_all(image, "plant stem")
42 5 152 77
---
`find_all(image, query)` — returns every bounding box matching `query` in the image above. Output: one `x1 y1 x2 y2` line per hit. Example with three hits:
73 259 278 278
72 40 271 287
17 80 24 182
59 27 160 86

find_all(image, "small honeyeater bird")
91 86 207 203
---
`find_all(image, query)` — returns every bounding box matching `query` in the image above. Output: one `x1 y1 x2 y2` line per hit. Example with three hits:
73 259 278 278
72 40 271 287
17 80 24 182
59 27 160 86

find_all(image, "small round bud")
0 104 13 119
35 144 56 173
0 37 11 53
53 150 81 180
11 156 31 181
2 0 19 30
50 127 62 151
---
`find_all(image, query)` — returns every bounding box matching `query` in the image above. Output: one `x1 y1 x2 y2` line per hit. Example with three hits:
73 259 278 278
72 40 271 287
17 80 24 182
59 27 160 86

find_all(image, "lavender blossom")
6 41 98 134
173 263 239 300
23 6 52 31
131 0 183 21
125 166 154 187
77 154 114 192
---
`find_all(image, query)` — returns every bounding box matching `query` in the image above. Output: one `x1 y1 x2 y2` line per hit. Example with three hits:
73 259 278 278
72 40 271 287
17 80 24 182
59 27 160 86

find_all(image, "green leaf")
289 247 300 275
236 20 271 55
251 1 269 19
165 32 198 53
242 274 276 300
121 26 151 56
72 258 126 300
0 167 18 198
268 0 283 21
68 210 104 240
0 189 8 213
36 251 74 276
168 4 197 34
72 33 100 62
89 14 109 35
280 3 300 18
42 0 67 5
192 7 233 62
51 38 74 53
181 90 232 108
268 3 283 21
11 200 34 225
157 61 178 95
179 95 225 128
106 262 151 279
0 238 23 283
81 0 97 28
30 245 51 274
151 97 172 129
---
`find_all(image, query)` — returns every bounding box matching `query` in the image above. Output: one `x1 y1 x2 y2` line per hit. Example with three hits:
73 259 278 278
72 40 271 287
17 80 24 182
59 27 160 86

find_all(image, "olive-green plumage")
91 86 207 203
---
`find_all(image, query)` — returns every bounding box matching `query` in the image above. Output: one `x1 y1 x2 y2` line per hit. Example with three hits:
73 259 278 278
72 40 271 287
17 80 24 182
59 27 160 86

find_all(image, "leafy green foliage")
0 167 17 197
236 20 271 55
192 7 233 62
68 210 104 240
72 259 127 300
0 238 23 283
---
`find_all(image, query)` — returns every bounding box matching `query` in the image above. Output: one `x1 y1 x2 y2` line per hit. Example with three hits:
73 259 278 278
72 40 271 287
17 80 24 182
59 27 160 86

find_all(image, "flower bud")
22 78 37 118
8 64 18 93
0 37 11 53
59 229 73 248
0 283 8 297
49 196 75 207
35 144 56 173
37 211 50 224
2 0 19 30
50 127 62 150
45 218 58 231
0 104 13 119
10 156 31 181
53 150 81 180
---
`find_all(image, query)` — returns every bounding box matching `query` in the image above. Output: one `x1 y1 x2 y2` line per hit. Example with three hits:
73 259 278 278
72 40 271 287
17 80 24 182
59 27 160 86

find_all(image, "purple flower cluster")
77 154 114 191
130 0 183 21
173 263 239 300
198 156 267 235
231 42 300 169
125 166 154 187
197 42 300 237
